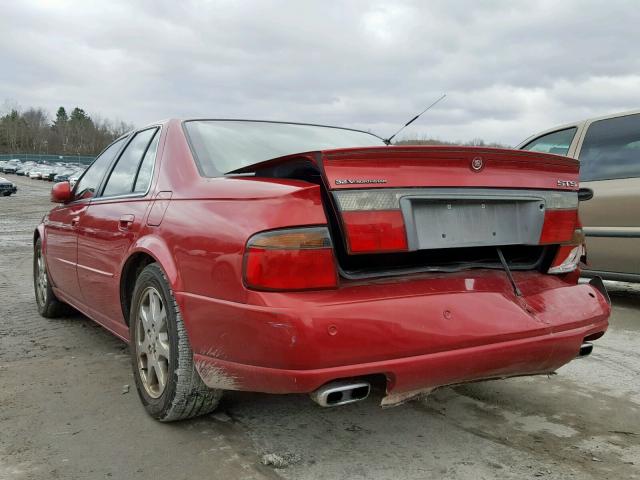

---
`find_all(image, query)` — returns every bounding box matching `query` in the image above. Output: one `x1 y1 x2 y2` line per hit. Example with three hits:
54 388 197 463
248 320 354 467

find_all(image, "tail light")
538 191 579 244
334 189 580 254
334 189 578 254
334 190 408 254
548 228 585 274
539 209 578 244
243 227 338 291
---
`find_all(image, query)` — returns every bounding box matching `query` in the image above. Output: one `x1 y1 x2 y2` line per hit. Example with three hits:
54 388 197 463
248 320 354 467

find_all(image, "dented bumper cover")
177 270 610 402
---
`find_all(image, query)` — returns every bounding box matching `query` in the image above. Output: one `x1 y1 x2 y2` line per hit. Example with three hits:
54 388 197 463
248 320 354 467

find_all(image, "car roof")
133 118 385 142
185 118 385 141
517 108 640 148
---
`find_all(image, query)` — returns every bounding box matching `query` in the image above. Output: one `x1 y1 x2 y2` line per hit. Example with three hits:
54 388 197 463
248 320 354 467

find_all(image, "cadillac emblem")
471 157 484 172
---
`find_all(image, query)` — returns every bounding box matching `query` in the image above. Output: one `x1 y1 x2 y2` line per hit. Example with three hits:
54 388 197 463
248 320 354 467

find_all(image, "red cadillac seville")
34 119 610 421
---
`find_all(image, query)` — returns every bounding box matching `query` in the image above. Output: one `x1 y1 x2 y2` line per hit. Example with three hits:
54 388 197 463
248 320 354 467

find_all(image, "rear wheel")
33 238 72 318
130 263 222 421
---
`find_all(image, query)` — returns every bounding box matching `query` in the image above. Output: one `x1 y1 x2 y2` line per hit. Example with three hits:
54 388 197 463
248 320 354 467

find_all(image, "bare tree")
0 102 134 156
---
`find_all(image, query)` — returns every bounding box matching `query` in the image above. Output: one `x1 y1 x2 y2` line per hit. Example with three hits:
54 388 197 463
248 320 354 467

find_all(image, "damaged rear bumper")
180 271 610 404
192 318 608 404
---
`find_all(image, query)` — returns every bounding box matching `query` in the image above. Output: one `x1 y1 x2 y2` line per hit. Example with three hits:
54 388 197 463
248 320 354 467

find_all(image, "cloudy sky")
1 0 639 146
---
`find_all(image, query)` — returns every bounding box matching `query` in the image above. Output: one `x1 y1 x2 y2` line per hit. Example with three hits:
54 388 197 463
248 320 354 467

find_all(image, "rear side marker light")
244 227 338 291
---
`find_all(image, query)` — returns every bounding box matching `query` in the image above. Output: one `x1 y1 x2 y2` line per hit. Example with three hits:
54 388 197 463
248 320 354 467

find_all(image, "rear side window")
73 138 126 201
134 131 160 193
521 128 577 156
579 114 640 181
102 128 158 197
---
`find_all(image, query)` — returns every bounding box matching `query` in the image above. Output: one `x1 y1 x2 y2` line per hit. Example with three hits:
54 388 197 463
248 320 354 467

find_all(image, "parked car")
17 161 36 176
53 170 77 183
519 109 640 282
39 166 55 181
29 169 42 179
68 169 84 187
0 177 17 196
34 119 610 421
1 159 21 172
3 162 19 174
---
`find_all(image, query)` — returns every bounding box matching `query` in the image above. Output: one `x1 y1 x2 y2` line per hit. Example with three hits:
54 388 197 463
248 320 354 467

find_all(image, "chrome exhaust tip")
578 342 593 357
310 380 371 407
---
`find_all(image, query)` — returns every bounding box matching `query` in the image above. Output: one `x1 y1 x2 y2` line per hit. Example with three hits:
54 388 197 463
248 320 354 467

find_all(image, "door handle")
118 214 135 230
71 216 80 227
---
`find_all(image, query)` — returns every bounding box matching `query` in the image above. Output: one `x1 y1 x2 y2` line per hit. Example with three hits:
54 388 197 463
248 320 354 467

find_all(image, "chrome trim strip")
56 257 76 267
334 188 578 211
581 269 640 283
76 263 114 277
90 191 150 203
583 227 640 238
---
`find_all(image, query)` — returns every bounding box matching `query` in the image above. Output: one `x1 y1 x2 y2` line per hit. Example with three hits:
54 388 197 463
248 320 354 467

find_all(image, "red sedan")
34 119 610 421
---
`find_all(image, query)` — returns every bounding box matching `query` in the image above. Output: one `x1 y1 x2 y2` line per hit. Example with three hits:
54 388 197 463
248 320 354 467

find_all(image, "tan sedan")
518 109 640 282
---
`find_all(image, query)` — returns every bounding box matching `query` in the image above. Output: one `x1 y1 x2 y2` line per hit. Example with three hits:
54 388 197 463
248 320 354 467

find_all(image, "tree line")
396 136 507 148
0 103 133 156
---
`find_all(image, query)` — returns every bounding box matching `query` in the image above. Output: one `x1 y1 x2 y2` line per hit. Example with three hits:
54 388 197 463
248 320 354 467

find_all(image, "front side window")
521 128 577 156
184 120 386 176
73 138 126 201
102 128 158 197
579 114 640 182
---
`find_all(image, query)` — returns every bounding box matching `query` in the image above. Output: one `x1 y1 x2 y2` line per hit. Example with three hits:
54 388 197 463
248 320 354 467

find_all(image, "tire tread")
34 238 73 319
134 263 221 422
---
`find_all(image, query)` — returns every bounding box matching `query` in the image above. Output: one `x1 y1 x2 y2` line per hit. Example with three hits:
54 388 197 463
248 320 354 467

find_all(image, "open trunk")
231 146 580 278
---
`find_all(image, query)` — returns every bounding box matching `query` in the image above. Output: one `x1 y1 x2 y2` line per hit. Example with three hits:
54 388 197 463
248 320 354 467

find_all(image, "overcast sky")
1 0 639 146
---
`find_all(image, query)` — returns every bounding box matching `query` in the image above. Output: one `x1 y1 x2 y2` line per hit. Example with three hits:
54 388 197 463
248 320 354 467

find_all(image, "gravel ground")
1 174 639 480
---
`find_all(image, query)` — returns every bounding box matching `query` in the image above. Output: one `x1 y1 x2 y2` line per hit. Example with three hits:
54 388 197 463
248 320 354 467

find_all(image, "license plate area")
401 193 546 251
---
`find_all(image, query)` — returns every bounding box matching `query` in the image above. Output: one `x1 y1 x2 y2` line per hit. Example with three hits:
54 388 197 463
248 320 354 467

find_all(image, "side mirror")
578 188 594 202
51 181 72 203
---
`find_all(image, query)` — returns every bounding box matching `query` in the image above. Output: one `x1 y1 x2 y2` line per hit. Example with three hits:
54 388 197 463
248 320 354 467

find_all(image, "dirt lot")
1 174 639 480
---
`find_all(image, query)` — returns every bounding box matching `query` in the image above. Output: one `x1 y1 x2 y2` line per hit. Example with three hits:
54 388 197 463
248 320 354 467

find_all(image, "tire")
33 238 72 317
130 263 222 421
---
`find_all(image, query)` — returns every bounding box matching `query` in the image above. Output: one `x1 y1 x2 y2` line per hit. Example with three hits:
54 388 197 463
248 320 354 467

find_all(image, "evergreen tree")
54 106 68 126
0 102 133 155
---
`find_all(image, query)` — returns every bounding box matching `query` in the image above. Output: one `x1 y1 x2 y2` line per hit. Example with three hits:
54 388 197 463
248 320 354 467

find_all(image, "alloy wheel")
35 248 48 306
136 287 170 398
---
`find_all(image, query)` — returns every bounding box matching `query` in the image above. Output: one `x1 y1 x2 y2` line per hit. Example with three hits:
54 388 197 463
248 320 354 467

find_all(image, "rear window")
579 114 640 181
521 128 577 156
183 120 386 176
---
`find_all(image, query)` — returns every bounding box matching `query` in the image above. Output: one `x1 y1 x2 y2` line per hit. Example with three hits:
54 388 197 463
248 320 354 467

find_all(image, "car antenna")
383 94 447 145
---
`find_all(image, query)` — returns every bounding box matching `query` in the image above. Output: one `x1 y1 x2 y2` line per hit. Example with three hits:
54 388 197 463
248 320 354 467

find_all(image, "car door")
45 139 126 304
76 127 161 333
575 113 640 277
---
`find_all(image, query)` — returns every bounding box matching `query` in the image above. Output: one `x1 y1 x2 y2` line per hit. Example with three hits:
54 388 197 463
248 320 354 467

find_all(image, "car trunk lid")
320 146 579 255
229 146 580 276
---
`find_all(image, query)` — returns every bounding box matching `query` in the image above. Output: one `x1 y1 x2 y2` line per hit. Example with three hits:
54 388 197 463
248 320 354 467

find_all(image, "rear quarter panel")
161 177 328 303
